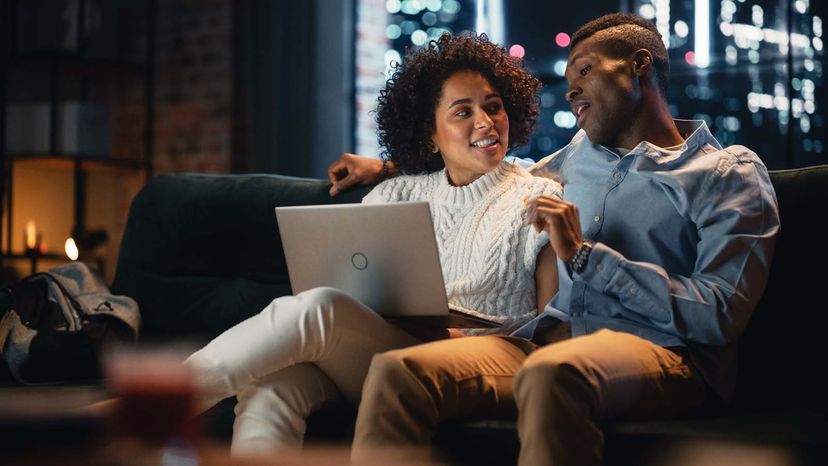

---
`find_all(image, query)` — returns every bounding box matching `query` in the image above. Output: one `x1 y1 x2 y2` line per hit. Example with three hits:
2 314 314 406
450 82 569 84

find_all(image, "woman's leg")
231 363 341 455
184 286 420 412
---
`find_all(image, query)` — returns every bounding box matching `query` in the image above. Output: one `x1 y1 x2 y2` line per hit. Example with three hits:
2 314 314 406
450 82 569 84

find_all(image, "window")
355 0 826 168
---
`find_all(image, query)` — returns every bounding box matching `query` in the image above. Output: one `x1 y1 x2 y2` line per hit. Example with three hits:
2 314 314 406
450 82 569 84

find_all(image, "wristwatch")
570 241 593 274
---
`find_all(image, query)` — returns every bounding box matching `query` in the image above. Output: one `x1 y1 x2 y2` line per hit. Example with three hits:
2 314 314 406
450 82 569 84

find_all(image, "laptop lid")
275 202 452 318
276 202 501 329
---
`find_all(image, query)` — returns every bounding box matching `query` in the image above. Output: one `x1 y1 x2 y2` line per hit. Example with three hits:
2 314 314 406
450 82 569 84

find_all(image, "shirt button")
593 215 601 223
613 172 622 180
629 287 637 295
596 264 604 272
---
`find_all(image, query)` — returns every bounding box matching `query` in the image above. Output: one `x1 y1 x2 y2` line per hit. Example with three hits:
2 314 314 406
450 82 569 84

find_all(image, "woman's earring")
429 143 439 154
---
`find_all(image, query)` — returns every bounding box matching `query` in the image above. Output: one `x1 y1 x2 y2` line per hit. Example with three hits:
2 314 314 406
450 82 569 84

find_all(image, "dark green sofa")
111 166 828 465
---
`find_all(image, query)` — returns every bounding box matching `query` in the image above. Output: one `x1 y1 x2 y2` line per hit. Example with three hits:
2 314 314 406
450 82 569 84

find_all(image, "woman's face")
431 70 509 186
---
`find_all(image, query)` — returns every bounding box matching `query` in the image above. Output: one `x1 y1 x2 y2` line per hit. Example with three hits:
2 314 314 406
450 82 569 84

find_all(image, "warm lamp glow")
65 237 79 260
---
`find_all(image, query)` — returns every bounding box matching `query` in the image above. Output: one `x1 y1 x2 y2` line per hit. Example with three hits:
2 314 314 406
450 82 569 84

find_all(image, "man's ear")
632 49 653 76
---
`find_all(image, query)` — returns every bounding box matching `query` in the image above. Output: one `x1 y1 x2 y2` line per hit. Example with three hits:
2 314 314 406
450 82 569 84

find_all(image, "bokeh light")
675 20 689 38
411 29 428 45
386 24 402 40
639 4 656 19
386 0 401 14
554 60 567 77
554 111 577 129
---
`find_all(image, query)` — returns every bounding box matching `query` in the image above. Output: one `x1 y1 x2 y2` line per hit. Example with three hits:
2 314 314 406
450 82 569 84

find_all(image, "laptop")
275 202 501 328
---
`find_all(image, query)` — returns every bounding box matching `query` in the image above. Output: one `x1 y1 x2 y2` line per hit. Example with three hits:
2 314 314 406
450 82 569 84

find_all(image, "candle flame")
65 237 79 260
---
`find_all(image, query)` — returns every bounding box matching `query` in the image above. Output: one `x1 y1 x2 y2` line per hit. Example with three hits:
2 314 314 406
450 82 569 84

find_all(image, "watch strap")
570 241 593 274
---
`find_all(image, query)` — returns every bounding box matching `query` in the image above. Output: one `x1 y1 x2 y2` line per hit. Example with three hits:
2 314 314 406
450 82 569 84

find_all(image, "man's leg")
352 335 535 462
514 329 708 466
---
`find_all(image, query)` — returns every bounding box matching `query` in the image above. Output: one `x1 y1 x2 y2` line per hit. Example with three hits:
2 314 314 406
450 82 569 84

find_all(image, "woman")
184 33 561 455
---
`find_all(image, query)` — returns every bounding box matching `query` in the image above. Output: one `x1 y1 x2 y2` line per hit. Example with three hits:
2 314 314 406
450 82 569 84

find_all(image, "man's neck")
617 95 684 150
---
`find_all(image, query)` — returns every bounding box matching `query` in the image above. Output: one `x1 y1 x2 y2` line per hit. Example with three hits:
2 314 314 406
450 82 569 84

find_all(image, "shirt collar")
623 119 721 163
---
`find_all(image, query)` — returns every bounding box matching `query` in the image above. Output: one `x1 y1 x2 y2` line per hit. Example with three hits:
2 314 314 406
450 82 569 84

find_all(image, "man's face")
565 34 639 148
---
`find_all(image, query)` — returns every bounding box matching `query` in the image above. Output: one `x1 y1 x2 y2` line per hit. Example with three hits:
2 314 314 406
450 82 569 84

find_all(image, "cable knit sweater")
362 161 563 333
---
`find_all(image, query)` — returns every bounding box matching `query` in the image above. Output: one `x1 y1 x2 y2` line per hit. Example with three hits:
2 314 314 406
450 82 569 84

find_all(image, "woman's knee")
268 287 370 329
294 286 348 307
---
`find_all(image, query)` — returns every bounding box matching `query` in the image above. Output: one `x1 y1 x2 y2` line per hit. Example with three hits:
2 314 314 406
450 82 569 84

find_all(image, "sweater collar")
435 161 515 206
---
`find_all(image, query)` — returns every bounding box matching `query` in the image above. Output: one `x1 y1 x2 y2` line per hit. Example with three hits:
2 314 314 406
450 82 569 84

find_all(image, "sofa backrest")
111 173 371 342
733 164 828 414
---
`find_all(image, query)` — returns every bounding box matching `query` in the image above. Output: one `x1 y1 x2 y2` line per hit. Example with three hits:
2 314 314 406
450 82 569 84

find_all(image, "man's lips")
571 102 590 119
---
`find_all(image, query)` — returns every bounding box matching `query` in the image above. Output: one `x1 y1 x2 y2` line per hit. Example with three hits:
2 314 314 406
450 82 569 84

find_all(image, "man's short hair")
571 13 670 97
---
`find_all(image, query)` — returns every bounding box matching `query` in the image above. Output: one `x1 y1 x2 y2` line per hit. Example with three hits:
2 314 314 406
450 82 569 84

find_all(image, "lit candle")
65 237 79 261
25 220 36 250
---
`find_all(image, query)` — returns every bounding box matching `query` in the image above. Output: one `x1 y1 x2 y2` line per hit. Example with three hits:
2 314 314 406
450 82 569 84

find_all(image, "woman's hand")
447 328 465 338
327 153 386 196
526 195 584 262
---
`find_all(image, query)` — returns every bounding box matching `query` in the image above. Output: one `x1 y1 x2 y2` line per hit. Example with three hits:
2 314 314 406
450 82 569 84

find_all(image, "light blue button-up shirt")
511 120 780 401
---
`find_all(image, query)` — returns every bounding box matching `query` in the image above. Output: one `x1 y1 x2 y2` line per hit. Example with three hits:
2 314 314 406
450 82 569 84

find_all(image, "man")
330 13 780 466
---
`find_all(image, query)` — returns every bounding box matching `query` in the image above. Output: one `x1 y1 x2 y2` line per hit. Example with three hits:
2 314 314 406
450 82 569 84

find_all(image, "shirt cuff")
575 241 621 292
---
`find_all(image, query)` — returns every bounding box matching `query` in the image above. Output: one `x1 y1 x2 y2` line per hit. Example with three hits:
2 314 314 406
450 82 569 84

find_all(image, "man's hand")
327 153 384 196
526 195 584 262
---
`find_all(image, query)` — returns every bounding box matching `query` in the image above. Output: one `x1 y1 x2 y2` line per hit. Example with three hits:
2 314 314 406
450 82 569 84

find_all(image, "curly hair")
375 33 541 174
571 13 670 97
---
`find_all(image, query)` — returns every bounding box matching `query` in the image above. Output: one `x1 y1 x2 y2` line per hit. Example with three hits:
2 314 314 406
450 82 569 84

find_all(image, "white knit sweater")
362 161 563 332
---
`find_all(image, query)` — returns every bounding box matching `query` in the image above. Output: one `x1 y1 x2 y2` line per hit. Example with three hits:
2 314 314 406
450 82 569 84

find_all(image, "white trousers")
183 287 421 455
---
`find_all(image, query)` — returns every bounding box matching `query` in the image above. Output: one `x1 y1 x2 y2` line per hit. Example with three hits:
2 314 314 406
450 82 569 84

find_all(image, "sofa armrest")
111 173 372 341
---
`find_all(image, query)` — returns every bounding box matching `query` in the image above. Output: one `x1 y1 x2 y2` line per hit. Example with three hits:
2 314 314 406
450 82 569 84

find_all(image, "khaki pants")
352 328 707 466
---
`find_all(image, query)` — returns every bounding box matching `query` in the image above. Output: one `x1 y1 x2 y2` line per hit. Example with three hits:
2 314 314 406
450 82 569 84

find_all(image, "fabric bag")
0 262 141 384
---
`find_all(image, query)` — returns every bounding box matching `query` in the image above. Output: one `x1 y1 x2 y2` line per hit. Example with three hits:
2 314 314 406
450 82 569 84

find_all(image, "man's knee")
515 358 573 394
514 355 598 412
363 351 426 397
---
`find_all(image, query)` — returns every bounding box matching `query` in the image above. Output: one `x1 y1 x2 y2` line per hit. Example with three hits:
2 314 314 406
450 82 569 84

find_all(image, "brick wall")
152 0 234 174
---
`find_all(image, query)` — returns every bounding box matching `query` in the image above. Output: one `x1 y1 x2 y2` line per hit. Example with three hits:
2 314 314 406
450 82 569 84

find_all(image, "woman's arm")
534 244 559 314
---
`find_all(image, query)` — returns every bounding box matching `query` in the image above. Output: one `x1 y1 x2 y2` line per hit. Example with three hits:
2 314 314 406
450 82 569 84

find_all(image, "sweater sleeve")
362 178 402 204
